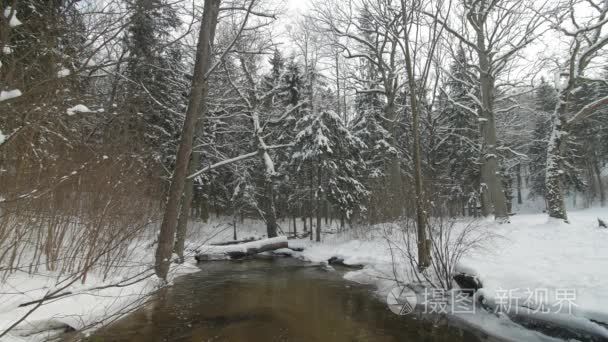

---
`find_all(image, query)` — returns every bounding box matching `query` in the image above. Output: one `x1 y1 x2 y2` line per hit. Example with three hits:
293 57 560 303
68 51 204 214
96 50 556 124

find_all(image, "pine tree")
122 0 184 165
528 79 557 199
437 48 481 214
291 110 368 237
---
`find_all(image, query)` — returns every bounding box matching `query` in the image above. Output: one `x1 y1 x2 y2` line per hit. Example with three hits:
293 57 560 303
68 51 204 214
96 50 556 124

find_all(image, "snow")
0 89 22 102
4 6 22 27
0 246 199 341
197 236 287 259
3 211 607 341
66 104 92 116
463 208 608 324
57 68 70 78
286 208 608 341
2 46 12 55
0 217 263 341
0 130 6 145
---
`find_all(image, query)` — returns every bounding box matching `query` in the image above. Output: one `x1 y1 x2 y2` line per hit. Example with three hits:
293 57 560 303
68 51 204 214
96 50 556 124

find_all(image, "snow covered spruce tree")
352 85 397 222
568 75 608 207
216 20 298 239
291 109 368 240
271 57 309 229
122 0 185 165
528 79 558 200
313 0 407 219
436 48 481 216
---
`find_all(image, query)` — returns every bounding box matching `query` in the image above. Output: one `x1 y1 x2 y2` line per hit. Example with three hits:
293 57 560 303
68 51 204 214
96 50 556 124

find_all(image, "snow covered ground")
2 211 607 341
285 208 608 341
0 218 266 342
0 245 199 342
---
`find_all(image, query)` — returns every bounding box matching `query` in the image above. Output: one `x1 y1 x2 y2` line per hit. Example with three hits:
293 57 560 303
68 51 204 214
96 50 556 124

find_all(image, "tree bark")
154 0 220 280
401 0 430 269
475 35 509 221
264 174 278 237
316 161 322 242
309 167 314 241
174 151 201 263
516 163 523 205
593 157 606 207
545 99 569 222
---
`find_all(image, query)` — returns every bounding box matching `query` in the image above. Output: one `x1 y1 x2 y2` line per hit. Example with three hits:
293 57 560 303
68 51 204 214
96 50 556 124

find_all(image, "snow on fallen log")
210 237 258 246
195 236 288 261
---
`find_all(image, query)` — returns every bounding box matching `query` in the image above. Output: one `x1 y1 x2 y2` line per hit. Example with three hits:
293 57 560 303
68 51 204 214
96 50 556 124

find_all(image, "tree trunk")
476 42 508 221
593 157 606 207
195 237 288 261
324 200 329 225
309 167 314 241
174 151 202 262
233 212 238 240
545 103 569 221
264 176 278 237
316 161 322 242
174 183 192 263
516 163 523 205
401 1 430 269
154 0 220 280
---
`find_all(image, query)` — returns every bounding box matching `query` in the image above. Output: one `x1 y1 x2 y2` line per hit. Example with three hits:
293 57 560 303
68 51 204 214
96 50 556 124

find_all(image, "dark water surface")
88 257 487 342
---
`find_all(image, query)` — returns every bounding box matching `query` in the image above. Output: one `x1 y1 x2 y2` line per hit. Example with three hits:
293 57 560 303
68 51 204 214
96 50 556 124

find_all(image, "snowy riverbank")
1 210 607 341
0 218 271 341
286 208 608 341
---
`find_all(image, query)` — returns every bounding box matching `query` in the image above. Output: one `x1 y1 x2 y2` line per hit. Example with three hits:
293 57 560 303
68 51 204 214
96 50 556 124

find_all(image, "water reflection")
89 258 483 342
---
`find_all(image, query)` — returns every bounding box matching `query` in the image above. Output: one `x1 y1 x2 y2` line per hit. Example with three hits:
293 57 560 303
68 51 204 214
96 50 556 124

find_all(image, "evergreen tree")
437 49 480 214
291 110 368 233
122 0 184 165
528 79 557 198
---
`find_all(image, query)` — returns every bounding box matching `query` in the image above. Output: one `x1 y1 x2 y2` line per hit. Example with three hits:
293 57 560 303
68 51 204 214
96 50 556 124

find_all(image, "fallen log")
195 236 288 261
327 256 364 269
210 237 258 246
288 231 311 240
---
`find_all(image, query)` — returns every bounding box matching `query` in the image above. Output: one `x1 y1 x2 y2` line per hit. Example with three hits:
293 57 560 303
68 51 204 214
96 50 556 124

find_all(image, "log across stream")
195 236 289 260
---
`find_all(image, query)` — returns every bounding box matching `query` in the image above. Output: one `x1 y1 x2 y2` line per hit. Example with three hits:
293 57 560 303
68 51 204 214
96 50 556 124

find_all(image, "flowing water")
88 257 490 342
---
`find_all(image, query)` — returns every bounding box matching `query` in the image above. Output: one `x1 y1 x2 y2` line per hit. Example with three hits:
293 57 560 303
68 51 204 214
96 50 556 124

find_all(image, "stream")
87 257 492 342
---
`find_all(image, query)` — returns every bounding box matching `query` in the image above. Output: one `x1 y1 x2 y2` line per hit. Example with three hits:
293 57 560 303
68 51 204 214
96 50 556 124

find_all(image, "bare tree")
544 0 608 221
173 0 258 263
155 0 221 280
433 0 547 221
311 0 409 219
400 0 451 270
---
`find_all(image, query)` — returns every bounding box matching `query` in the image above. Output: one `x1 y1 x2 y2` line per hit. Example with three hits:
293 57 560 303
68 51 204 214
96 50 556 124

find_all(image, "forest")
1 0 607 341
